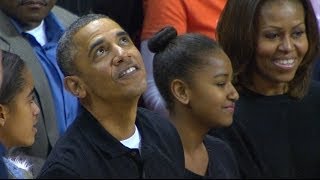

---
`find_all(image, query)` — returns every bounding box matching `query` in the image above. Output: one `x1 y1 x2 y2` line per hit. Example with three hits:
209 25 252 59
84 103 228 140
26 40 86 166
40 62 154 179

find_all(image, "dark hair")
149 26 222 111
217 0 319 99
57 13 110 76
0 50 27 104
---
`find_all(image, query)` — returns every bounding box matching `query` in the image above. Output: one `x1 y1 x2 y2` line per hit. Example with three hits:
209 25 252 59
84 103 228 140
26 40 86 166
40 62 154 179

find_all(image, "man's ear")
171 79 190 105
64 76 86 98
0 104 9 127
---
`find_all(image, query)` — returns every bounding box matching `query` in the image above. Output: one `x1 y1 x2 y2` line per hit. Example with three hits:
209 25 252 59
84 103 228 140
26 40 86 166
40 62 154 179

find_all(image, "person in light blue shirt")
9 10 80 135
0 0 79 176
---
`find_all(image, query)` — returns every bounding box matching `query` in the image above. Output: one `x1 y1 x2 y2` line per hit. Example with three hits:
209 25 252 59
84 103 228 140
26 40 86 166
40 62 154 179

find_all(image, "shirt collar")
78 108 131 158
10 12 64 35
78 107 156 158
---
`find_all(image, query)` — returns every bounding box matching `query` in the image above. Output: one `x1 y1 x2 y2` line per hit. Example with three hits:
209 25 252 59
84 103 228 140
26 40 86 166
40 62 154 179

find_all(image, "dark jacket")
211 81 320 178
38 107 185 178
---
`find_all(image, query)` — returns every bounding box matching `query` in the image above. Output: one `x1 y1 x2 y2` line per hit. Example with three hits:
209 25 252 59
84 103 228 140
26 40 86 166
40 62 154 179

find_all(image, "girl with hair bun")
150 26 240 178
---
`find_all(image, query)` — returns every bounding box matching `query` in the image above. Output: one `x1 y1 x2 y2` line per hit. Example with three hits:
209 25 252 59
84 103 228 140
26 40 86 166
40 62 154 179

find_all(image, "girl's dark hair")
149 26 222 111
0 50 27 105
217 0 319 99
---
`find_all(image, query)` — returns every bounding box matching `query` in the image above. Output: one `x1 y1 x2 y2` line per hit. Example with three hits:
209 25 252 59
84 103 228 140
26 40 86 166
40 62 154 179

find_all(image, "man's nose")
112 45 127 65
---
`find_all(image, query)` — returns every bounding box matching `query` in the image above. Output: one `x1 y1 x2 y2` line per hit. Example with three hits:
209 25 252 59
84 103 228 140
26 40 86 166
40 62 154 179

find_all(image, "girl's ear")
0 104 9 127
64 76 87 98
171 79 190 105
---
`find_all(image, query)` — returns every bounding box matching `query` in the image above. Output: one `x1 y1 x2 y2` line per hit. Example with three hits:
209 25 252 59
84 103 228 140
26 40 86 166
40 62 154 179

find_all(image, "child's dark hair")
0 50 27 105
149 26 222 111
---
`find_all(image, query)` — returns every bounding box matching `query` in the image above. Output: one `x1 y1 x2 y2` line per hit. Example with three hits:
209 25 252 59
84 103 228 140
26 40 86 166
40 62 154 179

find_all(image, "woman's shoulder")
308 80 320 94
301 80 320 103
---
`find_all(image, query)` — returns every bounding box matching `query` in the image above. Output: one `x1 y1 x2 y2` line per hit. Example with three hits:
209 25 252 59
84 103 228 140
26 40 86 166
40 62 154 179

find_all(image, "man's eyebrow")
87 31 129 57
88 38 104 57
116 31 129 37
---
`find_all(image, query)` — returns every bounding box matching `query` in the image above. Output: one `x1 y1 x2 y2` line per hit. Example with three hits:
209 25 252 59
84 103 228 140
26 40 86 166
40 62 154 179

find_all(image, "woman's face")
0 68 40 148
254 0 308 94
186 50 239 128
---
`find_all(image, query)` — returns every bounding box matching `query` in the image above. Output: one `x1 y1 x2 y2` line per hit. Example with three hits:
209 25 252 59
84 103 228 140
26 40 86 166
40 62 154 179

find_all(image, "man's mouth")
119 66 138 78
20 0 48 6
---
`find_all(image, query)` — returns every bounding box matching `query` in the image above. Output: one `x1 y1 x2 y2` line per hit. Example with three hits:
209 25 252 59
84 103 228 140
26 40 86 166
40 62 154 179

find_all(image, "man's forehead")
74 18 123 41
84 18 121 33
72 18 129 56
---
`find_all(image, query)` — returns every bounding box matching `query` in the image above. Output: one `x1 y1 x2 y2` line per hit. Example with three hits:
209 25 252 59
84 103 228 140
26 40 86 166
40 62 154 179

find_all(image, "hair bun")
148 26 177 53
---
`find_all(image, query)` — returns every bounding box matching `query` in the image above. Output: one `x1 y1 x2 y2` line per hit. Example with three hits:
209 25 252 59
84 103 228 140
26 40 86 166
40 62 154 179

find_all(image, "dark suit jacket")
0 5 77 176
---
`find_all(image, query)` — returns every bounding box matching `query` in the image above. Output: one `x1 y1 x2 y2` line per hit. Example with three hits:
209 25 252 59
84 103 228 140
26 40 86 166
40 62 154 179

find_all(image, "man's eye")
119 37 130 45
96 48 106 56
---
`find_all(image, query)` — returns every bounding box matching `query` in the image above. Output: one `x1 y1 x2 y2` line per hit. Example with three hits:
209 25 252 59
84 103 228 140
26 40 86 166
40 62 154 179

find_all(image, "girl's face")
0 68 40 148
186 50 239 128
254 0 308 94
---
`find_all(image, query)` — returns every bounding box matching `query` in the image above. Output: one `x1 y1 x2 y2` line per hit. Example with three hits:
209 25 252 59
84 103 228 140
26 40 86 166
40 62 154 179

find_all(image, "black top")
184 136 240 179
312 58 320 80
37 107 185 178
211 81 320 178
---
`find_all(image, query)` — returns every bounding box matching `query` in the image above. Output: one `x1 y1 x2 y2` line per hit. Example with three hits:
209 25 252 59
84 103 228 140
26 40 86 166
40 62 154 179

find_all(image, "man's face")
0 0 56 30
72 18 147 103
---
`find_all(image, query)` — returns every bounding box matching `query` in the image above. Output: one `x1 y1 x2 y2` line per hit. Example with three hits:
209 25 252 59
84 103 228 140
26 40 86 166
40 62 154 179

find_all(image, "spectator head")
149 26 239 127
0 0 57 30
57 14 147 107
0 50 40 149
217 0 319 99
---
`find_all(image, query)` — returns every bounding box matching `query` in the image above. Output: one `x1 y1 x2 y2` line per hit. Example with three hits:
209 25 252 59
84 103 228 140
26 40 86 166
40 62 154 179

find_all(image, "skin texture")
251 0 308 95
64 18 147 140
0 68 40 149
0 0 57 30
170 50 239 175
